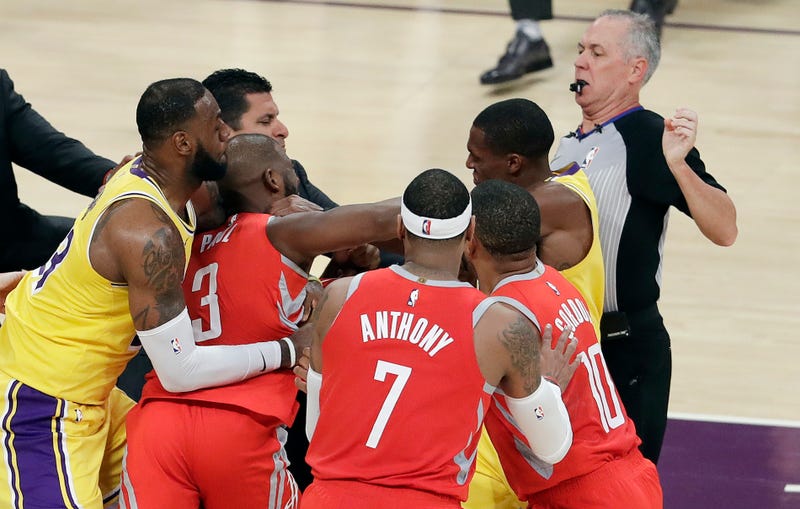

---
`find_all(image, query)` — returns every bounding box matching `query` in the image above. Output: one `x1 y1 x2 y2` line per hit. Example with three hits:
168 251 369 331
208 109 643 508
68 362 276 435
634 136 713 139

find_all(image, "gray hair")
598 9 661 84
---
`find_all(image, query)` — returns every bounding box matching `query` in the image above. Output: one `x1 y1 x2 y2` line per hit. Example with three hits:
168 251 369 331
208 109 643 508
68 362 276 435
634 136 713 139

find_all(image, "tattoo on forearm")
499 316 540 393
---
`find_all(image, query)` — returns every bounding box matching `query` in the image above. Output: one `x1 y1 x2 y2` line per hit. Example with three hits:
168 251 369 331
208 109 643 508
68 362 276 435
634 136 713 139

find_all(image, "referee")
551 11 737 463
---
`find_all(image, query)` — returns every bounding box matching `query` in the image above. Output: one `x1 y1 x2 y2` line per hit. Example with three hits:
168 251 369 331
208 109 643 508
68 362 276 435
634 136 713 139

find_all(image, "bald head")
218 133 297 215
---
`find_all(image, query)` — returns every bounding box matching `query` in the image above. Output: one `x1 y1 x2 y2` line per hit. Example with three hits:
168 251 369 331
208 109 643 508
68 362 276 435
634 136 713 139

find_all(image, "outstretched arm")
664 108 737 246
267 197 400 268
2 69 114 196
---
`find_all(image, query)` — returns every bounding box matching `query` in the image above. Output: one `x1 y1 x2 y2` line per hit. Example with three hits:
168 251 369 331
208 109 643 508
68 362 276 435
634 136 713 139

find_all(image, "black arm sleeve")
292 159 338 210
618 110 726 218
1 69 115 199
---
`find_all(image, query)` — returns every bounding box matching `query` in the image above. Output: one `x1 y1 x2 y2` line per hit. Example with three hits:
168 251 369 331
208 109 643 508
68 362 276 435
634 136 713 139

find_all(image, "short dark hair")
403 168 470 242
219 134 290 216
202 69 273 130
472 99 554 160
136 78 207 147
471 179 540 257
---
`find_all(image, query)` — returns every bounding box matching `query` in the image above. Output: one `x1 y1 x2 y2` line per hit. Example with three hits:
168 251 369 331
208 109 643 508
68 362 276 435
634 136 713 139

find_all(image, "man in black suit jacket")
203 69 337 210
0 68 116 272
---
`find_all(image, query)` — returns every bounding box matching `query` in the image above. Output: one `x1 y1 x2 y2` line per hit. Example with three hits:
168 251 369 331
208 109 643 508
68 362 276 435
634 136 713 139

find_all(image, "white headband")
400 198 472 240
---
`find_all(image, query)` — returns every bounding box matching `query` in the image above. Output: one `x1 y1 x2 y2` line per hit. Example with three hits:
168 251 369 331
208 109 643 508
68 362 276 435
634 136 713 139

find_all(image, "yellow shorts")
462 426 526 509
0 374 134 509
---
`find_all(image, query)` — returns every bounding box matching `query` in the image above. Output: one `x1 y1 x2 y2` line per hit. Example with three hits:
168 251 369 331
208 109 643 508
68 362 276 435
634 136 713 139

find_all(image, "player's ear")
507 154 523 176
464 216 476 243
172 130 193 156
463 217 478 261
263 167 280 193
396 215 405 240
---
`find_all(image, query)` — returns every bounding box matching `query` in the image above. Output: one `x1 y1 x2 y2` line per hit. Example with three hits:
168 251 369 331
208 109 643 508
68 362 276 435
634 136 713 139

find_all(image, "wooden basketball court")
2 0 798 430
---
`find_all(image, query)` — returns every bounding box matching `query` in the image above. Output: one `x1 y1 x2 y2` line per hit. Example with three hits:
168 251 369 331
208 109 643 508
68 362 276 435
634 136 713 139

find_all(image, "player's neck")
517 161 552 190
482 256 538 293
401 258 460 282
139 152 199 215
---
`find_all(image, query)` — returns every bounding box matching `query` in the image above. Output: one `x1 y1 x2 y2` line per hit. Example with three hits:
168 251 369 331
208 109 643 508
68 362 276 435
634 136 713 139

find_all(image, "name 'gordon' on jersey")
359 310 455 357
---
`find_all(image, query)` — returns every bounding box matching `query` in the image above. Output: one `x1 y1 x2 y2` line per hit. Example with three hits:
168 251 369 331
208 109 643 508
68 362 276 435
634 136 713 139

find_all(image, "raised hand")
663 108 698 168
539 324 580 392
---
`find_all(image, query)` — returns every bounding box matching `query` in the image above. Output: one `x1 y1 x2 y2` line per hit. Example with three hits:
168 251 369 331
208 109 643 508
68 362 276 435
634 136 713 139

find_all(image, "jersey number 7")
366 360 412 449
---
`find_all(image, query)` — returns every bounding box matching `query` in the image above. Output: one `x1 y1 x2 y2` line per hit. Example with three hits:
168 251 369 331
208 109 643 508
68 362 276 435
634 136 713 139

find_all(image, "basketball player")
466 98 603 333
300 169 574 509
0 78 287 508
122 133 400 509
464 98 604 508
467 180 662 508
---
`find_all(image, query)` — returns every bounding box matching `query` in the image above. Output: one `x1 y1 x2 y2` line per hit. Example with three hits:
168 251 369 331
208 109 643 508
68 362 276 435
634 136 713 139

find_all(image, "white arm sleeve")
305 367 322 441
137 308 283 393
506 377 573 464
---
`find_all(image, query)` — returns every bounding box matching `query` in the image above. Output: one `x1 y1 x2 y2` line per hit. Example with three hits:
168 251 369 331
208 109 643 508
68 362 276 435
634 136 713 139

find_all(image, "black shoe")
630 0 678 35
480 31 553 85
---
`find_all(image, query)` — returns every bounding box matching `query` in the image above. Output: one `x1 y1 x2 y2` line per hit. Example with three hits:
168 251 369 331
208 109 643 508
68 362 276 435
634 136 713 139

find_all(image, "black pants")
510 0 552 21
285 391 313 489
1 211 73 271
600 305 672 464
117 348 152 401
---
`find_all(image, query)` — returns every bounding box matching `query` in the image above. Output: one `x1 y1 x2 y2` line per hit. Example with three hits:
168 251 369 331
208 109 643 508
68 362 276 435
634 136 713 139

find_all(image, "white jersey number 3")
366 360 412 449
190 263 222 342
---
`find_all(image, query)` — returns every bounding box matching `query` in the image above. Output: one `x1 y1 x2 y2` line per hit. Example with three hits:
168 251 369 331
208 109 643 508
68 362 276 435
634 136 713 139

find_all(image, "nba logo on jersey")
422 219 431 235
581 146 600 171
535 405 545 420
546 281 560 296
171 337 182 354
407 288 419 307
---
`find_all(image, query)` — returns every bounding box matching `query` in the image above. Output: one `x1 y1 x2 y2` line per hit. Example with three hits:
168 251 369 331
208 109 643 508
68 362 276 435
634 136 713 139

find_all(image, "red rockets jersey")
306 266 495 501
140 213 308 425
485 262 641 500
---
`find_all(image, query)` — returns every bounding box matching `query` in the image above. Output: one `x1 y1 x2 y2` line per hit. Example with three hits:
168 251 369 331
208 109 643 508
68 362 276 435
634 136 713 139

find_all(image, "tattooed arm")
474 302 542 398
89 198 187 328
474 301 573 463
90 198 293 392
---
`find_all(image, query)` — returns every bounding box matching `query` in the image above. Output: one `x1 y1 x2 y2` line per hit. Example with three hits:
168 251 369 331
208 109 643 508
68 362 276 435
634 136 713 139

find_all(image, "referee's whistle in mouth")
569 80 588 94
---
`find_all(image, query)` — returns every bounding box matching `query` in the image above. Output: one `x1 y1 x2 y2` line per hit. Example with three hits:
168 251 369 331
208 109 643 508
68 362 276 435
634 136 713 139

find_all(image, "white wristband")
281 337 296 367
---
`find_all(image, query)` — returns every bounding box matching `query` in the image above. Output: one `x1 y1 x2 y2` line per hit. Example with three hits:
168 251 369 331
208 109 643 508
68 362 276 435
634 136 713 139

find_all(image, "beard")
191 143 227 181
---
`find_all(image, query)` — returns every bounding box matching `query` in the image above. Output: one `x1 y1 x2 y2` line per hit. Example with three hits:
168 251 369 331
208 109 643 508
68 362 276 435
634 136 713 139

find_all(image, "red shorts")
121 400 299 509
300 480 460 509
528 449 662 509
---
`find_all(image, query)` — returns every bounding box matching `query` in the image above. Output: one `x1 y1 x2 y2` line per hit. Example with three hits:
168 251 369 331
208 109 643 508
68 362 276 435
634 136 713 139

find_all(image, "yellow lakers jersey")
551 164 605 340
0 158 195 404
